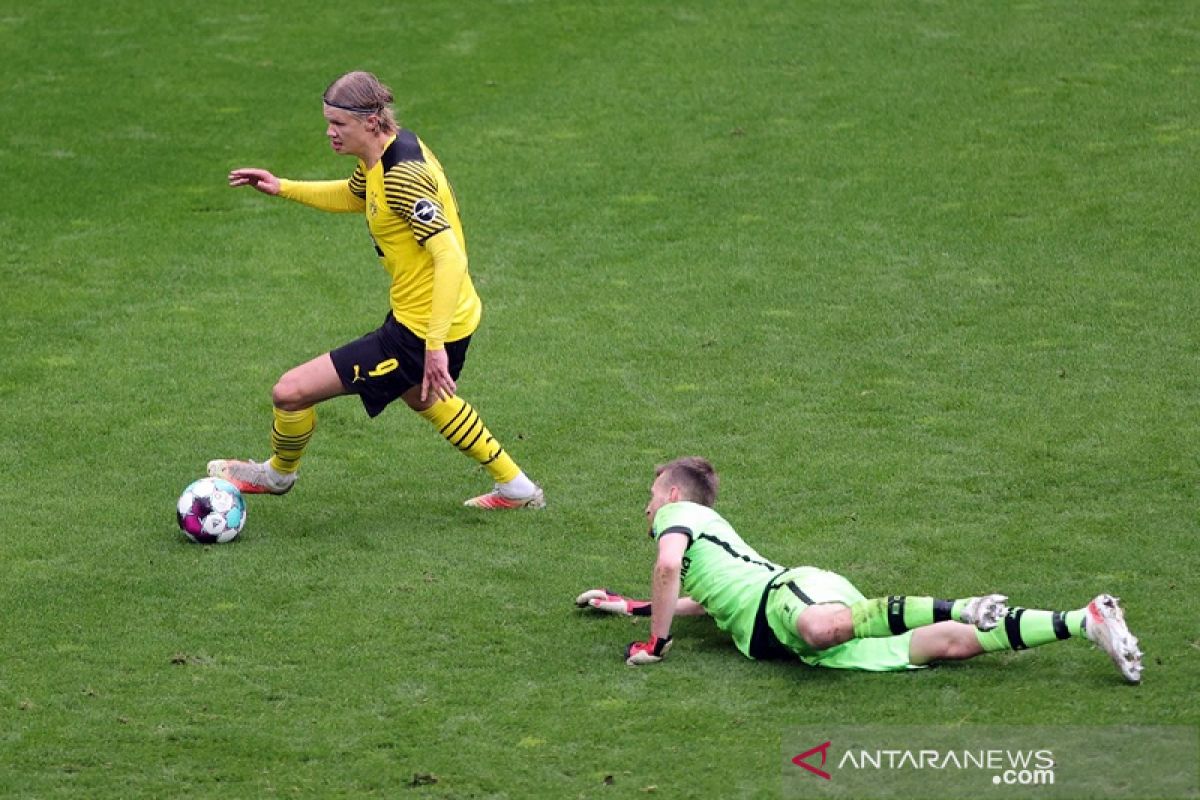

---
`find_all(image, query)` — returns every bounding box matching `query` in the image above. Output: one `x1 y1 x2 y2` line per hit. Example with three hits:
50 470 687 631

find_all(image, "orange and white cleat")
1085 594 1143 684
463 485 545 510
207 459 296 495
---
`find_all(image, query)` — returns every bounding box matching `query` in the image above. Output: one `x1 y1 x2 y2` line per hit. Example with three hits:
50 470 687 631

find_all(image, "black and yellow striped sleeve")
382 161 451 244
347 164 367 200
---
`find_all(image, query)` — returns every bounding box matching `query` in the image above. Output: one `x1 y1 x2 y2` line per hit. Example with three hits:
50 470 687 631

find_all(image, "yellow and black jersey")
278 130 481 346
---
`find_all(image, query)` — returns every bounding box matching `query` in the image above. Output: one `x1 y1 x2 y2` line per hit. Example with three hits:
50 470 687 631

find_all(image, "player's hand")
228 167 281 195
420 348 456 402
625 635 672 666
575 588 651 617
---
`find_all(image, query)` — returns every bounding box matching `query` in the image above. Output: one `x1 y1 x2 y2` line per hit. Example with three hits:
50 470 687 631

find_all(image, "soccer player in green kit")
576 457 1143 683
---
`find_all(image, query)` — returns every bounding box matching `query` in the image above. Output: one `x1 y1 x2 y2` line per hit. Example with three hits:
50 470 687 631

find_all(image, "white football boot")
1085 594 1143 684
207 459 296 495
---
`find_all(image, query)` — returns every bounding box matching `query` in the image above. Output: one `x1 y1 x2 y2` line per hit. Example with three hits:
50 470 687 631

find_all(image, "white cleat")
207 459 296 495
463 485 546 510
959 594 1009 631
1085 594 1143 684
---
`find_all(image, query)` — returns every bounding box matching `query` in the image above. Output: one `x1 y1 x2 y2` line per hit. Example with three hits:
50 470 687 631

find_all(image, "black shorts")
329 313 471 417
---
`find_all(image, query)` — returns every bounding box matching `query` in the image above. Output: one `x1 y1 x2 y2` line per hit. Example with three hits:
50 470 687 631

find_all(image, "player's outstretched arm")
574 589 708 617
575 589 651 616
674 597 708 617
228 167 281 195
626 532 688 666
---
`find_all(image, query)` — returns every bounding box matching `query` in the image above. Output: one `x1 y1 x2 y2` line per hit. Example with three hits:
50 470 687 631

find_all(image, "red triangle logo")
792 740 832 780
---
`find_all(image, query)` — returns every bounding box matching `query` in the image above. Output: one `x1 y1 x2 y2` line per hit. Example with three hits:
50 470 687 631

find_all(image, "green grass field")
2 2 1198 797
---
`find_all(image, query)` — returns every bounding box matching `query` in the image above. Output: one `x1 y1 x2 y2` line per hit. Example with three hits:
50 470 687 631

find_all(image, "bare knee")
797 606 852 650
267 354 345 411
940 628 984 660
909 622 983 665
272 374 309 411
400 385 434 412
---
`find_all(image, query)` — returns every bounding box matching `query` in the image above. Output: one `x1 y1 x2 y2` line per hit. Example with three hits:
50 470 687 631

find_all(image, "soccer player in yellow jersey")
208 71 544 510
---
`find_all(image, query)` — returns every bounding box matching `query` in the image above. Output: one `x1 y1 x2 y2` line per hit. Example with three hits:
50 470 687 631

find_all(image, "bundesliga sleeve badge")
412 198 439 224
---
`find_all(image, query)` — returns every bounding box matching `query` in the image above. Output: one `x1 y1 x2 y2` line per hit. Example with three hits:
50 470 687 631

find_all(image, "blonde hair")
655 457 719 507
323 71 398 134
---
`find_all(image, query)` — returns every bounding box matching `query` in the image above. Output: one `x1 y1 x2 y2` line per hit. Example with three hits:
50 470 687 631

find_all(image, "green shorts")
765 567 921 672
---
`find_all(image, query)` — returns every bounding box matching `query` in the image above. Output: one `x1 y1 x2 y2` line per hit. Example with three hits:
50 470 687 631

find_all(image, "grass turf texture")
2 1 1197 797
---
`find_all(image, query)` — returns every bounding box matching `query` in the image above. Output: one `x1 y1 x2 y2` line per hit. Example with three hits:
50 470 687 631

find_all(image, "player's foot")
958 594 1009 631
207 459 296 495
1085 594 1143 684
463 484 546 509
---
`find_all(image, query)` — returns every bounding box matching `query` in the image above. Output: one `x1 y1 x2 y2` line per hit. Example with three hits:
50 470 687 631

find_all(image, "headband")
322 97 383 114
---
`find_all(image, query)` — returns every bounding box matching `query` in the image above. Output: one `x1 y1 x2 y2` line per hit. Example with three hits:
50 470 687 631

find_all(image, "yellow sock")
268 407 316 475
418 396 520 483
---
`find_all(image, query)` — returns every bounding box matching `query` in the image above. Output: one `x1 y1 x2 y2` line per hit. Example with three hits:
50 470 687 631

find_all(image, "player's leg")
849 594 1008 639
267 352 341 471
409 386 543 508
767 569 924 673
208 353 343 494
776 569 1142 681
779 569 1007 649
400 335 542 510
793 603 854 650
908 621 985 664
795 595 1005 651
972 594 1143 683
766 568 925 651
272 352 347 410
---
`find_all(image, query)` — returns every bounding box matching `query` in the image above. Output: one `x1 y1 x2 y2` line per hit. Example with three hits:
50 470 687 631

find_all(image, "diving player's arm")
625 532 689 665
575 590 707 617
675 597 708 616
648 532 687 640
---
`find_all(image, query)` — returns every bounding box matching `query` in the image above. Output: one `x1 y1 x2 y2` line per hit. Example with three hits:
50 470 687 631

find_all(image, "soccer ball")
176 477 246 544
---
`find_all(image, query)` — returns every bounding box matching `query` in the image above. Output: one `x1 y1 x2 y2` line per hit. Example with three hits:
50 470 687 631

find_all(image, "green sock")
975 607 1087 653
851 596 960 639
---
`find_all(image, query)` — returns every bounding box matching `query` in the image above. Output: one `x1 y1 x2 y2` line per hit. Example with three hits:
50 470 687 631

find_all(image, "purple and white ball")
176 477 246 544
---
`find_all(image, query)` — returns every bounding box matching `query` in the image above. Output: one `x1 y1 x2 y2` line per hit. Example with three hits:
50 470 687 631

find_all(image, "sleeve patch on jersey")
412 198 439 224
